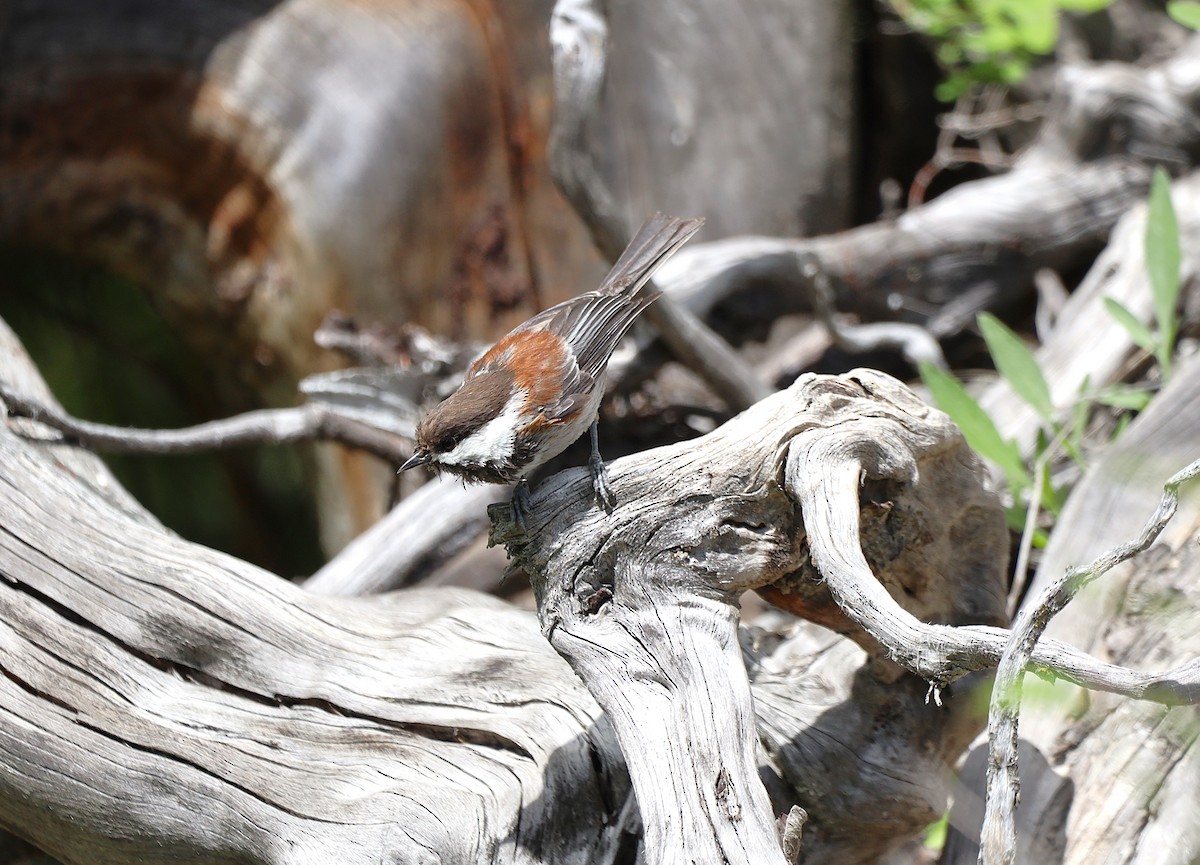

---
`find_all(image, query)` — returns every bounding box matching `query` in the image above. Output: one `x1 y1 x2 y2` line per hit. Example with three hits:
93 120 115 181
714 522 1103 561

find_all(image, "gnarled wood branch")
0 318 625 865
495 369 1200 864
492 370 1010 863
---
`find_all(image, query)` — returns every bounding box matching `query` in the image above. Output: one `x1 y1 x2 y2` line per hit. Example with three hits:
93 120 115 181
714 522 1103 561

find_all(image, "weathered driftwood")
0 317 1022 865
493 367 1200 864
0 319 630 865
0 321 1017 865
303 476 510 595
492 369 1011 864
6 313 1200 865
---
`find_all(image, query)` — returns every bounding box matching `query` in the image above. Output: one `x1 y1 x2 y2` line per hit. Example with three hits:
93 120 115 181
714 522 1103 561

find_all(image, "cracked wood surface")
0 322 1011 865
0 313 627 865
493 370 1011 864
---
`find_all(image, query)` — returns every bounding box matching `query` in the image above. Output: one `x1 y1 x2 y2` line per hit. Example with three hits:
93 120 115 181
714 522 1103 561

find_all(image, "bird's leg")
588 421 616 511
511 477 531 534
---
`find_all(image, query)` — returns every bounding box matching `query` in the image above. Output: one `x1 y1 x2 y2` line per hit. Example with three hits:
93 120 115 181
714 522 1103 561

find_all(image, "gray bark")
0 325 1008 865
493 369 1011 864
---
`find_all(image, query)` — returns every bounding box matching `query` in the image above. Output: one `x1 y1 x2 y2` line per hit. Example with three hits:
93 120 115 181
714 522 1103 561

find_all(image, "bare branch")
303 476 509 595
548 0 772 411
790 425 1200 703
979 458 1200 865
800 252 948 371
0 382 410 466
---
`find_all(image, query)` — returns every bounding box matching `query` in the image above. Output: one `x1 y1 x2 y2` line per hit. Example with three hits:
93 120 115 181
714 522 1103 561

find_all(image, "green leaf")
1039 465 1067 517
1095 385 1153 411
920 361 1030 489
1103 298 1157 352
978 312 1055 421
923 814 949 851
1146 167 1181 376
935 74 970 103
1066 386 1089 462
1004 505 1050 547
1168 0 1200 29
1006 2 1059 54
1059 0 1116 12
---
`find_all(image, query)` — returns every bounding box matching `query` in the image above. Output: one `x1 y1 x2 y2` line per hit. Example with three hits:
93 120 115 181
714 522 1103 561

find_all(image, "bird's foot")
589 453 616 512
511 478 531 535
588 420 616 511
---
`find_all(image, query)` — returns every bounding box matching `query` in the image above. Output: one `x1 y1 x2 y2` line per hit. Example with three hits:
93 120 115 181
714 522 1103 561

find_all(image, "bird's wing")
595 212 704 297
467 214 702 408
503 214 703 380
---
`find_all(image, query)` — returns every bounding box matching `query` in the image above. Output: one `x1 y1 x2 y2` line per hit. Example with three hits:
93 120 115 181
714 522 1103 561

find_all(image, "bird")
398 213 703 521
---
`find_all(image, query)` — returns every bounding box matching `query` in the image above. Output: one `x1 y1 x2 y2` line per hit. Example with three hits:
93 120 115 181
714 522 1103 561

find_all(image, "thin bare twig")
0 382 409 466
1007 459 1046 620
801 252 948 371
980 458 1200 865
1033 268 1069 342
641 296 773 410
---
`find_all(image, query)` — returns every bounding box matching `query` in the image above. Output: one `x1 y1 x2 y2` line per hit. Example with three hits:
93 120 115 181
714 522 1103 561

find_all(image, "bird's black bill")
399 451 431 473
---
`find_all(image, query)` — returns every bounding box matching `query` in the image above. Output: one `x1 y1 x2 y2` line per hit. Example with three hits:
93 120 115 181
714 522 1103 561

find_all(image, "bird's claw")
511 479 531 535
590 454 616 511
587 420 616 512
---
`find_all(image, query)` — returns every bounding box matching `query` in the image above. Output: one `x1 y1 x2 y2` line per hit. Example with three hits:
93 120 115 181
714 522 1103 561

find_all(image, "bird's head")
400 367 526 482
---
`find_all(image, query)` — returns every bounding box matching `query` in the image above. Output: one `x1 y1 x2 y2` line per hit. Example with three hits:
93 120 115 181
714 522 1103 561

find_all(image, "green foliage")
1104 298 1156 353
978 312 1053 421
919 361 1029 490
1093 385 1153 411
922 314 1125 544
891 0 1115 100
1145 167 1183 379
923 813 950 851
1102 168 1183 381
922 167 1184 559
1168 0 1200 29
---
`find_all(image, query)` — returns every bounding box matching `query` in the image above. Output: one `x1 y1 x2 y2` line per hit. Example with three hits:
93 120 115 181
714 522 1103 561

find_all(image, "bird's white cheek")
438 395 526 467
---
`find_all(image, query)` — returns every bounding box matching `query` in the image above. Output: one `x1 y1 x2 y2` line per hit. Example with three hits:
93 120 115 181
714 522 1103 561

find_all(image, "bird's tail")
596 213 704 298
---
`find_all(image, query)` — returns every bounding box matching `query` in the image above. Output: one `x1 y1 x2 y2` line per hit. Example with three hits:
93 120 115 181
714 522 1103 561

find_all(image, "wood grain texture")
0 311 627 865
0 321 1012 865
494 370 1010 864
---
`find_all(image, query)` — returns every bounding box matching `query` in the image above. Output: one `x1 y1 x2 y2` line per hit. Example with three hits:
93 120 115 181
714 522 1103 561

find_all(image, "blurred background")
0 0 1189 579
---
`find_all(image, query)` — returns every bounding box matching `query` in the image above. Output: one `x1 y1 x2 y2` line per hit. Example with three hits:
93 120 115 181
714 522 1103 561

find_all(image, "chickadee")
399 213 703 517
